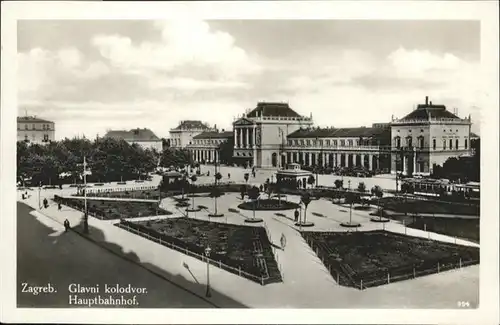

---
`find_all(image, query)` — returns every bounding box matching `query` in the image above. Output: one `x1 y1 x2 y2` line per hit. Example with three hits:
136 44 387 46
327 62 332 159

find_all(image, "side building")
169 120 214 148
187 130 233 164
17 116 55 144
104 128 163 151
390 96 472 176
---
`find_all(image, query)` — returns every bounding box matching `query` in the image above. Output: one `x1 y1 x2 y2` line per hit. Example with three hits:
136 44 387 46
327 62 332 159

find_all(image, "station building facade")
185 98 473 176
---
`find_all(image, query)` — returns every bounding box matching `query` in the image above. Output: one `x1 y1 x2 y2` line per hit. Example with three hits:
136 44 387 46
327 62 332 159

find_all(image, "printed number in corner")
457 301 471 308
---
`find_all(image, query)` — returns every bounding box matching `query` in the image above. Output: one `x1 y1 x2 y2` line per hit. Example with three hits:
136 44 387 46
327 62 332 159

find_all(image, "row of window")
287 138 375 147
192 139 225 145
394 137 468 150
19 123 53 131
23 134 50 141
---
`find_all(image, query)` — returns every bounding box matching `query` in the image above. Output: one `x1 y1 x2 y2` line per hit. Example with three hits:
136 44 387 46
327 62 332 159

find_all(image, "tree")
247 186 260 220
371 185 384 220
214 172 222 185
334 179 343 189
357 182 366 193
209 187 223 217
300 192 312 225
307 175 315 188
190 175 198 210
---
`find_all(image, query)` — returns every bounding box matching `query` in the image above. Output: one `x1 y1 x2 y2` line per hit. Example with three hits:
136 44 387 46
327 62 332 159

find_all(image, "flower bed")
302 230 479 289
116 218 282 285
237 199 300 211
80 189 161 200
377 197 479 216
54 195 171 220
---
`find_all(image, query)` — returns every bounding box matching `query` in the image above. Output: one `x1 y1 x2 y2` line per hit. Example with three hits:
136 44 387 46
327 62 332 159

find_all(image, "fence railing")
116 221 278 286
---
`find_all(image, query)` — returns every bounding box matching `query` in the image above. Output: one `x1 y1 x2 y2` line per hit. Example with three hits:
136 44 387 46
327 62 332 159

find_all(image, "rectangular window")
355 140 359 146
465 139 468 149
455 139 459 150
319 140 323 146
420 137 424 149
443 139 447 150
326 140 330 146
32 124 35 130
407 137 412 147
449 139 453 150
24 124 28 130
300 140 304 146
348 140 353 147
340 140 345 146
306 140 311 146
333 140 338 146
433 139 436 150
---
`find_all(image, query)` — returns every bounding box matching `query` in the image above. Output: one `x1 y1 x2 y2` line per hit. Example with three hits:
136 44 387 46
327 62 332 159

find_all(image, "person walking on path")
63 219 70 232
58 203 62 211
43 198 48 209
294 209 299 223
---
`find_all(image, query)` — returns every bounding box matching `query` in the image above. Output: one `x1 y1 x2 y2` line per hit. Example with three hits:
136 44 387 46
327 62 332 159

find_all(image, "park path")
18 185 479 308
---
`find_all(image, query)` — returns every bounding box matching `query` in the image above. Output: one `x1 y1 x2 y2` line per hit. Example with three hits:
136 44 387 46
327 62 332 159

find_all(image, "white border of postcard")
1 1 499 324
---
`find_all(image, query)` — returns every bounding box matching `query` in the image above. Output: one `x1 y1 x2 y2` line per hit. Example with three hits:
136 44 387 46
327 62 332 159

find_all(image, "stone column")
253 126 257 148
413 151 417 174
246 128 250 148
302 152 306 165
336 153 341 167
403 156 407 175
234 129 238 148
239 129 243 149
368 154 373 170
360 154 365 167
325 153 329 167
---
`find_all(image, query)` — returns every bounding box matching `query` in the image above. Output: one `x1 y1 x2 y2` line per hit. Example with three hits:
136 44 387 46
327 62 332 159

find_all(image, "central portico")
232 102 314 168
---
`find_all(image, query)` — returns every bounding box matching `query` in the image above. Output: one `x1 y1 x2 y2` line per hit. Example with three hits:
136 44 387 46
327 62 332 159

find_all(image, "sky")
17 20 482 140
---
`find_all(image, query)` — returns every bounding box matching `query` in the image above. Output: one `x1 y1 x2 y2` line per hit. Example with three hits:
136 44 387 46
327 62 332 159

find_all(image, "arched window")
465 139 468 149
417 136 424 149
432 139 436 150
443 139 446 150
406 136 412 148
394 136 401 148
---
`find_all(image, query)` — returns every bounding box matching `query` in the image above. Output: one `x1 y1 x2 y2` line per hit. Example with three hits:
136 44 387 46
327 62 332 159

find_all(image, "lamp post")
205 245 212 297
38 181 42 209
82 156 89 234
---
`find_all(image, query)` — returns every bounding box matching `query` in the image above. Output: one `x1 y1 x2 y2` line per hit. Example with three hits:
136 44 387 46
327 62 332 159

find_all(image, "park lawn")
378 197 479 216
59 197 171 220
119 218 282 284
302 230 479 289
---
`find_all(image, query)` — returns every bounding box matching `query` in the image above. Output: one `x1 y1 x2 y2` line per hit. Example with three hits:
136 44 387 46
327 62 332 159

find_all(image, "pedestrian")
43 198 48 209
294 209 299 222
259 184 264 192
58 203 62 211
63 219 70 232
228 173 231 179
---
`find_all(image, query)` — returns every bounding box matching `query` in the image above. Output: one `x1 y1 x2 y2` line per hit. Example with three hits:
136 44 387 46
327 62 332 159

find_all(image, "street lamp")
38 181 42 209
204 245 212 297
82 156 89 234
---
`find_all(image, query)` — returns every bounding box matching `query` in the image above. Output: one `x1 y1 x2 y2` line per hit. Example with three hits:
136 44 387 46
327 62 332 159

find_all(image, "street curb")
22 201 221 308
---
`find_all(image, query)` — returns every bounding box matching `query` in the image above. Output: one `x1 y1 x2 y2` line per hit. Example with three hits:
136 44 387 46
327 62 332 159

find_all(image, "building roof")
470 132 479 138
193 131 233 139
172 120 212 130
104 128 161 142
287 126 391 139
246 102 302 118
17 116 53 123
399 98 461 121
